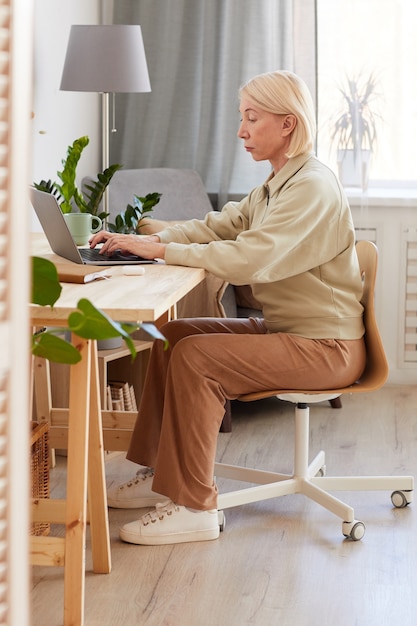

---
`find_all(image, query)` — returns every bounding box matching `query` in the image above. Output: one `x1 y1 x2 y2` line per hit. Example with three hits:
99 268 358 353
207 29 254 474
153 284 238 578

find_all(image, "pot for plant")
337 149 371 190
97 337 123 350
64 330 123 350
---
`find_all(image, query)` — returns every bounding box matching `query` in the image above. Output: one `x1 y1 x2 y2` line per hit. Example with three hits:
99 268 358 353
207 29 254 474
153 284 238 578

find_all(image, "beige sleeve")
139 217 229 318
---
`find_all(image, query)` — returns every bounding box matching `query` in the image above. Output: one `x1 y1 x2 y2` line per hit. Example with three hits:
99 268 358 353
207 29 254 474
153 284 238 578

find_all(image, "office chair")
215 241 414 540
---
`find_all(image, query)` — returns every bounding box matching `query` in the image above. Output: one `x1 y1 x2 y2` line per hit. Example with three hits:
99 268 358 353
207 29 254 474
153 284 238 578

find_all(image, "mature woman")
90 70 366 546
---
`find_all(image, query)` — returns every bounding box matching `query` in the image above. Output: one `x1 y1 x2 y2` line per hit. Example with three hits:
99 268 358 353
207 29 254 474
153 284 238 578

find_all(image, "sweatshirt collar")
263 152 315 196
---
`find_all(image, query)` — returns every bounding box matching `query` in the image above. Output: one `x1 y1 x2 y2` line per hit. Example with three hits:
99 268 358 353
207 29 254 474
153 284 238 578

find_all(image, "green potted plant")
107 192 162 234
33 136 122 221
33 136 162 232
330 72 382 190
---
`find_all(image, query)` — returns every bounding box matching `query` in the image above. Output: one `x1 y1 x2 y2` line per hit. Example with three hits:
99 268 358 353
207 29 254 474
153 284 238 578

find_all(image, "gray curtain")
111 0 317 204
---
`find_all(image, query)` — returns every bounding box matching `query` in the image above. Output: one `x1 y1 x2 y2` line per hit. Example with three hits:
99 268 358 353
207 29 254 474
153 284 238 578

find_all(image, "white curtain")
111 0 316 204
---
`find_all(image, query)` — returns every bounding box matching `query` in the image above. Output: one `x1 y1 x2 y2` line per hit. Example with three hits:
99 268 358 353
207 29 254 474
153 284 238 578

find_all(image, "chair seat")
277 393 341 404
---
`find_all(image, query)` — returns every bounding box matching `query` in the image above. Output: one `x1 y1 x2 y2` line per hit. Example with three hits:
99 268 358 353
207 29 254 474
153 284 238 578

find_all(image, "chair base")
215 404 414 540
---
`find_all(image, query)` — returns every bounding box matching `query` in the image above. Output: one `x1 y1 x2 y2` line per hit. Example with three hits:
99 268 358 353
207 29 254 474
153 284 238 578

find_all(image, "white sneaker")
119 500 220 545
107 467 166 509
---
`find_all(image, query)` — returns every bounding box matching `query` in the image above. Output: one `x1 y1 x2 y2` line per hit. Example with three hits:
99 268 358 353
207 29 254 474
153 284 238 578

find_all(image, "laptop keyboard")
79 248 109 262
79 247 146 262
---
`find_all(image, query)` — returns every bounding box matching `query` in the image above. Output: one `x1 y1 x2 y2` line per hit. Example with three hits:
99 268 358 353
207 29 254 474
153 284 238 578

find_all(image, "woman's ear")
282 114 297 134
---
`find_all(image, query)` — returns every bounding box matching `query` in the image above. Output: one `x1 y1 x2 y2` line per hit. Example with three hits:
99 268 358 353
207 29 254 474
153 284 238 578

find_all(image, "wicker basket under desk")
30 421 50 536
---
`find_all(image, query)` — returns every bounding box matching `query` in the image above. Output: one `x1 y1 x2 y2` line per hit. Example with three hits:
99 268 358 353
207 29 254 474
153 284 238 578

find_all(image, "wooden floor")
31 385 417 626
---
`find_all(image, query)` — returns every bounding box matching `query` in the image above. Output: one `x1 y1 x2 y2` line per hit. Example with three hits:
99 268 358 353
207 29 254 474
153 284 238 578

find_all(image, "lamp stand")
101 91 110 225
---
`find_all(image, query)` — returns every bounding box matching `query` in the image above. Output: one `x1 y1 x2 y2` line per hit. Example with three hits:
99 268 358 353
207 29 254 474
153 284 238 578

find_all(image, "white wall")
31 0 102 230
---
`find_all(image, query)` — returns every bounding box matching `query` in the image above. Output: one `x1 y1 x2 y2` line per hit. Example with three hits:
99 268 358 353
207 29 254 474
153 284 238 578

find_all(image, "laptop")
30 187 155 265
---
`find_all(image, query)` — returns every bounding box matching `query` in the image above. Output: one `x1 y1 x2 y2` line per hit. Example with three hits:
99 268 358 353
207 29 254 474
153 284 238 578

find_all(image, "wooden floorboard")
31 385 417 626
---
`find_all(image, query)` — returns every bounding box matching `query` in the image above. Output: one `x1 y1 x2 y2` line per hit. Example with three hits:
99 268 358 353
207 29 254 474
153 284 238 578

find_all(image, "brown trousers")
127 318 366 510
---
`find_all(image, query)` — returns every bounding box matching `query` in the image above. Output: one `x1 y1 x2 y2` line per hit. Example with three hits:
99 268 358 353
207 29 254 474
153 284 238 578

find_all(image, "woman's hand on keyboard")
89 232 166 260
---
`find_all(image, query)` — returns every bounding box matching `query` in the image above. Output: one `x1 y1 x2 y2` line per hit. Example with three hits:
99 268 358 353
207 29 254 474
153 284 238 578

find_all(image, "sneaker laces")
141 500 179 526
119 467 155 492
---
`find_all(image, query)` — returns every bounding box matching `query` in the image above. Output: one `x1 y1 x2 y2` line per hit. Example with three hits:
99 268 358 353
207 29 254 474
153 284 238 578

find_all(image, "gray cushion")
98 168 214 222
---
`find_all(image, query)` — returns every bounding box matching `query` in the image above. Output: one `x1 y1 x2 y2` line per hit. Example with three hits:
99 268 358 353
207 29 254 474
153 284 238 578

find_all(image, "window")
317 0 417 188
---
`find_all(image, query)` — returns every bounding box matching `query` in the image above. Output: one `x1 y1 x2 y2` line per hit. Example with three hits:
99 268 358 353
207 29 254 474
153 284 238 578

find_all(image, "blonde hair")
239 70 316 158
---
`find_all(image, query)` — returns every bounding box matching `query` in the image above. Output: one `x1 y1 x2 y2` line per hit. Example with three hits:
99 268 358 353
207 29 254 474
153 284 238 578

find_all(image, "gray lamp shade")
60 25 151 93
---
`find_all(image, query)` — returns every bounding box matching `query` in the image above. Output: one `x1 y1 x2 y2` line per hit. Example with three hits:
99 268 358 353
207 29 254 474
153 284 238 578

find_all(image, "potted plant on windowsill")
330 72 382 190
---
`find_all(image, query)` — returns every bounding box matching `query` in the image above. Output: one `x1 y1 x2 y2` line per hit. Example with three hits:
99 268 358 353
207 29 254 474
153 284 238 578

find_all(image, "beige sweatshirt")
158 153 365 340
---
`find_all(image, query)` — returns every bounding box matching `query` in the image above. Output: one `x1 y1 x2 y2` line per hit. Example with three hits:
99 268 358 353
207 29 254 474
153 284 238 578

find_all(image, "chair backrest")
83 168 213 223
239 240 388 402
354 240 389 391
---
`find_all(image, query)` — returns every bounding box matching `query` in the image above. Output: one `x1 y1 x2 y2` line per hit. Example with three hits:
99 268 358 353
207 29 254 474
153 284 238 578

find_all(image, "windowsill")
345 187 417 208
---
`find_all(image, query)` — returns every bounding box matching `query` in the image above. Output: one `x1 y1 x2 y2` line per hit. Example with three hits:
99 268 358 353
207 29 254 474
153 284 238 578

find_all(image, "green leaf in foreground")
32 331 82 364
32 256 62 306
68 299 169 360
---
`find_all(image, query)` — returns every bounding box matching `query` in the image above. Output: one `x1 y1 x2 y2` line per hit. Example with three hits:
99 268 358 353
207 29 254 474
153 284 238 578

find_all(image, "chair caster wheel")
391 490 413 508
342 520 365 541
218 510 226 532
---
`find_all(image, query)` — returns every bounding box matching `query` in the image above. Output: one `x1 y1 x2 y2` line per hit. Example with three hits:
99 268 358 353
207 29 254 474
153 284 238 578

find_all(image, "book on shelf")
107 381 138 411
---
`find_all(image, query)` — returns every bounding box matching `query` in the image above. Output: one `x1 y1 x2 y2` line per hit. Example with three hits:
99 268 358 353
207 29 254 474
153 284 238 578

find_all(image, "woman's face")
238 98 296 173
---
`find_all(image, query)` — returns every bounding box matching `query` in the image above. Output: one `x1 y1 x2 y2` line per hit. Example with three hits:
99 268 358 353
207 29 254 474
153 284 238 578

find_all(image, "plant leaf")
82 163 123 216
32 179 63 205
67 299 149 360
330 72 382 155
140 323 169 349
110 192 162 234
67 298 128 339
55 136 90 213
67 299 168 359
32 256 62 306
32 332 82 364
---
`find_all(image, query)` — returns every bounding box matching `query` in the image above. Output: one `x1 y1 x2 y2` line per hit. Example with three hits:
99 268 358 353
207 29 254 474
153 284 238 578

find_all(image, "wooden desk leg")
63 336 91 626
154 302 177 329
87 340 111 574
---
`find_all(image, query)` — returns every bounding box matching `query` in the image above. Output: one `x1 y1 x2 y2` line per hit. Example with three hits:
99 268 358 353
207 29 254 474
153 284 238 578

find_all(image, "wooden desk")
31 233 206 451
30 233 205 325
30 233 205 626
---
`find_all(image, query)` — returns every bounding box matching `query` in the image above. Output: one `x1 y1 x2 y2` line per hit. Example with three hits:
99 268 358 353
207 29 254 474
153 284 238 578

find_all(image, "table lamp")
60 24 151 215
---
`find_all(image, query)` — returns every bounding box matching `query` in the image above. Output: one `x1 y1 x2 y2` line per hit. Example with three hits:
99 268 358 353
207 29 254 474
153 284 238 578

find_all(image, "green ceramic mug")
64 213 103 246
